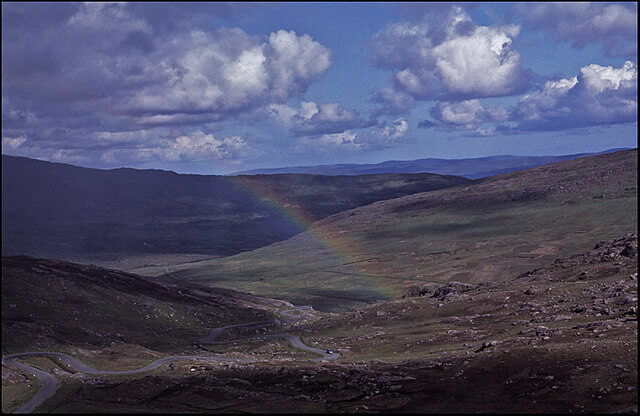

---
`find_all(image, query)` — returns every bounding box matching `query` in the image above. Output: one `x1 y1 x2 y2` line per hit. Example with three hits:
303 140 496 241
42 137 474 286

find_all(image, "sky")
1 2 638 174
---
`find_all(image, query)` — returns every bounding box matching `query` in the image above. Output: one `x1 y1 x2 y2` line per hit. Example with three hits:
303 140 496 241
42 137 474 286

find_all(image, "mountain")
2 152 636 414
143 149 637 312
233 148 631 178
1 155 469 263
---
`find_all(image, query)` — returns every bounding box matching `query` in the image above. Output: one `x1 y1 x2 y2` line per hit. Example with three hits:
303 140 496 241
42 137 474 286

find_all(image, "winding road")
3 314 338 414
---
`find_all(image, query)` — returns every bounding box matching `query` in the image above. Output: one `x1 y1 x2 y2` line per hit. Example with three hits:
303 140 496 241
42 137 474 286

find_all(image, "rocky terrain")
1 256 286 354
6 233 635 413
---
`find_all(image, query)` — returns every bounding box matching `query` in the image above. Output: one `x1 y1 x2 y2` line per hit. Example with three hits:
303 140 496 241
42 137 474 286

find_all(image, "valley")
2 150 637 413
1 155 469 265
138 150 638 312
2 2 637 413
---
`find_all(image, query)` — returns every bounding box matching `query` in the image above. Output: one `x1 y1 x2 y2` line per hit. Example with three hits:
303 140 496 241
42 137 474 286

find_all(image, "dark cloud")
120 31 156 54
126 2 232 33
2 3 333 165
512 3 637 58
371 88 415 117
417 119 437 129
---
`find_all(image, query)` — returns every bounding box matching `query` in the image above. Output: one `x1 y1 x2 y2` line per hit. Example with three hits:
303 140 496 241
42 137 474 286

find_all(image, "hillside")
10 233 636 413
142 150 637 311
1 155 469 264
233 148 629 178
1 255 286 354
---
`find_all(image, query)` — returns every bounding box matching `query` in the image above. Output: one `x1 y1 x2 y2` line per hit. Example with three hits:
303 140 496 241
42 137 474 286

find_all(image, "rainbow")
215 173 404 301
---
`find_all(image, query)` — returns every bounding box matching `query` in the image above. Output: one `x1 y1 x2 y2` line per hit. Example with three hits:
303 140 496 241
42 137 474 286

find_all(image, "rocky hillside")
1 256 287 353
28 233 637 413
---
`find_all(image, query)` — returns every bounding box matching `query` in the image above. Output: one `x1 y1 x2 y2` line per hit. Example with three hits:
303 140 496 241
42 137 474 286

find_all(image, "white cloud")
432 25 525 98
68 2 151 33
127 29 331 118
317 131 359 147
299 101 320 120
100 130 249 164
514 61 637 131
264 30 333 102
295 130 364 153
265 104 300 125
579 61 637 94
371 6 530 100
363 118 410 149
168 130 248 161
266 101 372 136
2 135 27 150
430 100 508 133
375 118 408 139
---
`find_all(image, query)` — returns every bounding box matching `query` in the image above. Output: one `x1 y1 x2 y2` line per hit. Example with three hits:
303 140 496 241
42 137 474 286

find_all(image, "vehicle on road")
326 349 334 354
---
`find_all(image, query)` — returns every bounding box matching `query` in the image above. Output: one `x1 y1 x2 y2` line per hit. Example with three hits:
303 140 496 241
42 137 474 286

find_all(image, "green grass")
1 369 41 413
138 151 637 311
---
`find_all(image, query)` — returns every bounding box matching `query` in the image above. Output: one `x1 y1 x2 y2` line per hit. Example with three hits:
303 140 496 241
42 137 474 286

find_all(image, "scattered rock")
475 341 495 353
404 285 432 298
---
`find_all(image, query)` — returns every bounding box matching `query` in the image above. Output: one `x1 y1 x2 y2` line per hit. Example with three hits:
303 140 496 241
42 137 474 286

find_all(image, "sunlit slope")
139 150 637 312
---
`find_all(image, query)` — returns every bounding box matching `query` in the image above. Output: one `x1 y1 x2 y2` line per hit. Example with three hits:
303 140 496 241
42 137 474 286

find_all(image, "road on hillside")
3 316 338 413
2 356 59 414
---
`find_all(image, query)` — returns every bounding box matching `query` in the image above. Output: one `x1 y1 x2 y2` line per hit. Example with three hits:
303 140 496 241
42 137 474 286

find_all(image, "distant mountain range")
233 148 631 178
1 155 468 262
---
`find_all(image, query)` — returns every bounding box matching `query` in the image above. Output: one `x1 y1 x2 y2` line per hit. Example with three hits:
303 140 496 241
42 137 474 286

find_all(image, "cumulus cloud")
423 61 637 136
371 6 531 101
365 118 411 149
513 61 637 131
431 100 508 130
411 99 509 137
169 130 248 161
125 28 331 118
1 3 332 167
265 101 373 136
371 88 415 116
513 3 637 57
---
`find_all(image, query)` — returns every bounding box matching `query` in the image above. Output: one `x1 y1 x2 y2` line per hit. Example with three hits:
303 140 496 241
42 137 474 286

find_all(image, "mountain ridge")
1 154 469 263
232 148 631 178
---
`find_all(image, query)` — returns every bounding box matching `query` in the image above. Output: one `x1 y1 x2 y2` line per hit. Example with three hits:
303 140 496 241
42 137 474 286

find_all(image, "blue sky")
2 2 637 174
